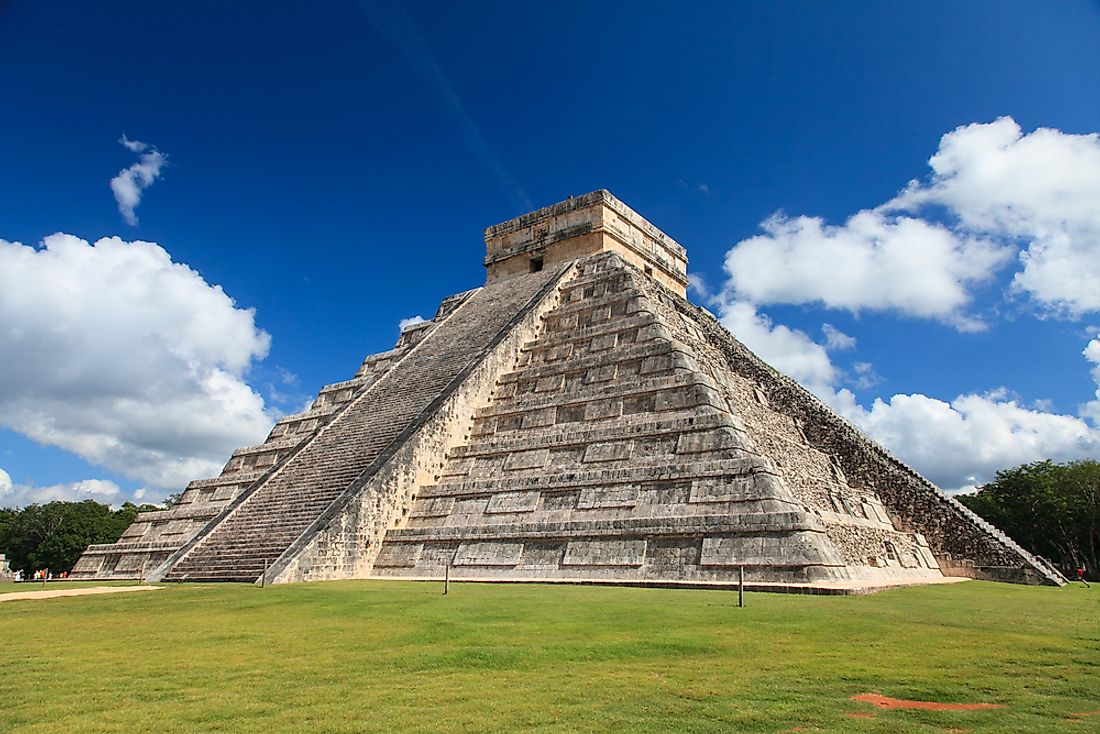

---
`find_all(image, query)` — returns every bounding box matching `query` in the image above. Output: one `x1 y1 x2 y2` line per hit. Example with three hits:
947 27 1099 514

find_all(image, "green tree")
958 459 1100 578
0 500 157 575
0 507 16 545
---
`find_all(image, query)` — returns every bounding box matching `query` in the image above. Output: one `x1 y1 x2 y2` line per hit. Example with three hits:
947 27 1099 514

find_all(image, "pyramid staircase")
154 266 568 582
72 309 436 580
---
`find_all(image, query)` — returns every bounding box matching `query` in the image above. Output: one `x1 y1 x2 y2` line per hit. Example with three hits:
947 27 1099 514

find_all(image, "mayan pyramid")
73 190 1064 590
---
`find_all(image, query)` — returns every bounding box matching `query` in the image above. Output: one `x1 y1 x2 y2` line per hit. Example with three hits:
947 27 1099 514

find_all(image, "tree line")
0 500 161 575
957 459 1099 579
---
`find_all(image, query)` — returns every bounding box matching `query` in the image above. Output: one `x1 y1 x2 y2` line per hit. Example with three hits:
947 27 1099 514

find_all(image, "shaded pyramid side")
373 252 940 586
151 265 568 582
637 275 1064 586
72 291 478 580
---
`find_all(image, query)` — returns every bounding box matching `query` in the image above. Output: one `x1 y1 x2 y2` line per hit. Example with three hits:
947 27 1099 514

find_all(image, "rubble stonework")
74 190 1064 590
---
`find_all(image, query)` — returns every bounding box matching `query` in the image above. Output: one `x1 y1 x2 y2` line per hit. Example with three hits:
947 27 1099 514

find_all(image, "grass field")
0 580 137 594
1 579 1097 733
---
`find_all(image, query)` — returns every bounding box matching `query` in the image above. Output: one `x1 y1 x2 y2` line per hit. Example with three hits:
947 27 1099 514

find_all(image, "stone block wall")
668 292 1063 585
274 266 569 582
374 253 911 586
484 190 689 296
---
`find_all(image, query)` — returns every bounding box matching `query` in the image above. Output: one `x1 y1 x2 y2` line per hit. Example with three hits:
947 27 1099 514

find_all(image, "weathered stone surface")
75 190 1063 589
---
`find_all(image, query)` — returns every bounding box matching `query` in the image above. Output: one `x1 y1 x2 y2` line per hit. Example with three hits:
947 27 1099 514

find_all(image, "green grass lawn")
1 580 1096 733
0 580 139 594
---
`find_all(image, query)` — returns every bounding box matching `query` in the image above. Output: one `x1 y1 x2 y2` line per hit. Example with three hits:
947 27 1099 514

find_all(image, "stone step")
419 457 777 499
554 266 631 295
385 511 825 543
128 506 221 522
230 434 309 458
537 284 641 321
494 337 683 385
164 570 260 582
186 472 264 489
475 371 724 420
453 410 738 459
165 265 569 579
518 313 662 354
271 403 341 427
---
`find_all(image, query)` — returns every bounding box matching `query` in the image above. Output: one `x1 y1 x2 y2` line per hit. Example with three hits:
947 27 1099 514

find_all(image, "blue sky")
2 1 1100 505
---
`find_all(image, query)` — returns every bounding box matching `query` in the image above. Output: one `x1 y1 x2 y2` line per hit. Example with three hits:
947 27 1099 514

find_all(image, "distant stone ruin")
73 191 1064 591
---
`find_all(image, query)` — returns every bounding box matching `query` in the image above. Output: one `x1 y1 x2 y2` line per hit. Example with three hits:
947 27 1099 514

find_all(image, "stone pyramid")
74 190 1064 591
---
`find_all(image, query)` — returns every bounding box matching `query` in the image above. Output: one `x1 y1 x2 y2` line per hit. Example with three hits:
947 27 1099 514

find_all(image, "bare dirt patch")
852 693 1004 711
0 586 163 602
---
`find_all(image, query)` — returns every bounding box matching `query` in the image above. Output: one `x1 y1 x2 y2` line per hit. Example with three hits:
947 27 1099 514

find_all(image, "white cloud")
821 324 856 351
0 233 274 490
399 315 427 331
704 117 1100 490
725 117 1100 325
712 299 837 395
274 366 299 386
712 298 1100 491
891 118 1100 317
827 388 1100 491
0 467 140 508
119 134 148 153
1083 337 1100 423
849 361 881 390
723 210 1011 328
110 137 167 225
717 306 1100 490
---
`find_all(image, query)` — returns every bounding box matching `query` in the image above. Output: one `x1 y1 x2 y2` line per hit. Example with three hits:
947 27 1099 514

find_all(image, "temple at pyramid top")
484 189 689 297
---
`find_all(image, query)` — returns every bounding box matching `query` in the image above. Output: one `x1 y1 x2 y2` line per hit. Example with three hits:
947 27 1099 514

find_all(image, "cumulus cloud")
110 136 167 225
712 296 1100 490
710 295 1100 490
263 367 311 418
0 467 141 508
892 118 1100 317
118 134 147 153
714 300 837 395
847 361 881 390
707 300 878 397
0 233 274 491
724 117 1100 326
828 388 1100 491
724 211 1011 328
821 324 856 351
706 117 1100 490
1084 337 1100 423
399 315 427 331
